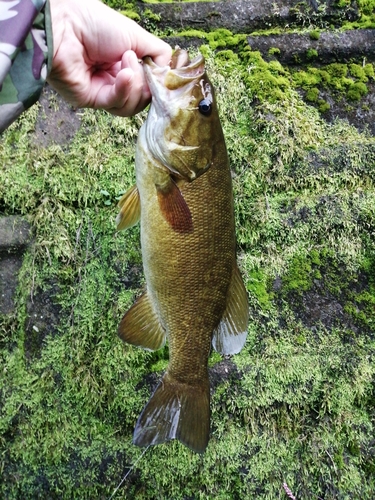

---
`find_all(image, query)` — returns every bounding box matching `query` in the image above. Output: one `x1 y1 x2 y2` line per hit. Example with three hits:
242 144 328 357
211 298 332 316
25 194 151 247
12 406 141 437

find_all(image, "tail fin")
133 372 210 453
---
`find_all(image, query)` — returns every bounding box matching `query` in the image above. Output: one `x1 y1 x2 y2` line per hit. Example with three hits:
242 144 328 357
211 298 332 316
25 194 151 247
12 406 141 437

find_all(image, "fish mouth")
143 48 205 91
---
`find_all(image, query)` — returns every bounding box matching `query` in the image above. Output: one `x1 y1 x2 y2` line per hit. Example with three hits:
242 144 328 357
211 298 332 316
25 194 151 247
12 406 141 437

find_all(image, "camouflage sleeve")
0 0 53 133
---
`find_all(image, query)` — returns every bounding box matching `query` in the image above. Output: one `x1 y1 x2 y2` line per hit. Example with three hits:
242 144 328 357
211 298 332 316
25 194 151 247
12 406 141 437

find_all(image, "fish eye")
198 99 212 116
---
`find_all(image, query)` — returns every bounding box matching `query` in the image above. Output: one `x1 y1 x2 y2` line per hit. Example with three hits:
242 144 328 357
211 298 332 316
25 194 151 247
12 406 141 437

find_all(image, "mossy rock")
1 7 375 499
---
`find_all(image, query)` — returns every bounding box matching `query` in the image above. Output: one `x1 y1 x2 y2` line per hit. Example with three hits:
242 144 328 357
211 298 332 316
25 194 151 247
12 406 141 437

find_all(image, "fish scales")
138 133 234 380
116 48 249 453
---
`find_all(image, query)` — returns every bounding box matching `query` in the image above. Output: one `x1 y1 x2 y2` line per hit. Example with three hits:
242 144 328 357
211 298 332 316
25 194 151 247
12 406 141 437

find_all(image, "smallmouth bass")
116 48 249 453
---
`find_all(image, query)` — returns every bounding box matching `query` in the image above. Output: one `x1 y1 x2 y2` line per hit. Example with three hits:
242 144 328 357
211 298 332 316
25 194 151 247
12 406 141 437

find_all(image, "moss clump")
318 99 331 112
247 269 274 310
240 49 290 101
293 69 322 88
306 87 320 102
206 28 246 50
282 250 322 294
306 48 318 59
344 256 375 330
142 0 220 2
177 28 206 38
268 47 281 56
142 7 161 21
364 63 375 78
343 0 375 28
349 63 369 82
292 61 374 108
309 29 320 40
103 0 135 8
327 62 348 79
347 81 368 101
120 9 140 20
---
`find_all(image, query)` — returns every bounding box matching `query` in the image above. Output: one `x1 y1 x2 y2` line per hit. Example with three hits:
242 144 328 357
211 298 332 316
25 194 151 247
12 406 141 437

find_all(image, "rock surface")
138 0 359 32
247 29 375 65
0 216 32 314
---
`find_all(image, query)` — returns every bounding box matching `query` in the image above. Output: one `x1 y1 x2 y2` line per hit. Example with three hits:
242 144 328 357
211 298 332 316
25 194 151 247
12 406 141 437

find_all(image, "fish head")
143 48 221 182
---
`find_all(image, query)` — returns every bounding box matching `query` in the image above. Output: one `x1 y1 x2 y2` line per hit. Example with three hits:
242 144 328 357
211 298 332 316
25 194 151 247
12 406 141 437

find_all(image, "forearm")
0 0 53 132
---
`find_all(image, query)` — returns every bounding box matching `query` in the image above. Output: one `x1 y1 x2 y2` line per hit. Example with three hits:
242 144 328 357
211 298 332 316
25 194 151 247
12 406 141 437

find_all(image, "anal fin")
212 265 249 355
118 292 166 351
116 184 141 231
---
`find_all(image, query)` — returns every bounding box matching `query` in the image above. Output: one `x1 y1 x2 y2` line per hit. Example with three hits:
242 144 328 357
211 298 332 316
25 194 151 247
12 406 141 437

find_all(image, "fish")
116 48 249 453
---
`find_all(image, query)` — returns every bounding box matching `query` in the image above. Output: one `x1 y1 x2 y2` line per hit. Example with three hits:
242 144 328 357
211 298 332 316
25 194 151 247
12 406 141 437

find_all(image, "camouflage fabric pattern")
0 0 52 132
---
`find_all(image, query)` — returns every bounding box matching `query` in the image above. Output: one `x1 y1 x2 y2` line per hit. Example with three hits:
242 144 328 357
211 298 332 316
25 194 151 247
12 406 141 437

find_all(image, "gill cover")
142 48 217 182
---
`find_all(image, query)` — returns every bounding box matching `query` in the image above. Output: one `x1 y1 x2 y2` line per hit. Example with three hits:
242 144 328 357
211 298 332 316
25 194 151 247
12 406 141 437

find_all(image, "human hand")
47 0 172 116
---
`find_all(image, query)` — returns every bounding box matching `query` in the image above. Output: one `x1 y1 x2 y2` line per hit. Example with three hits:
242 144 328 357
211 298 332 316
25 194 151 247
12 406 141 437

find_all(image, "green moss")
206 28 246 50
2 41 375 500
247 269 274 310
326 63 348 78
347 81 368 101
306 87 320 102
336 0 351 7
349 63 368 82
343 256 375 329
309 29 320 40
293 69 322 88
215 49 239 63
282 252 320 294
306 48 318 59
268 47 281 55
143 7 161 21
292 60 372 108
318 99 331 112
343 0 375 28
120 9 140 20
102 0 136 8
364 63 375 78
177 28 206 38
241 50 290 102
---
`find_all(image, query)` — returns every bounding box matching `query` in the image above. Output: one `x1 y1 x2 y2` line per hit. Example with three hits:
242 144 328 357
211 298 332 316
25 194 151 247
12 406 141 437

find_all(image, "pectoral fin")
118 292 166 351
156 179 193 234
212 265 249 355
116 184 141 231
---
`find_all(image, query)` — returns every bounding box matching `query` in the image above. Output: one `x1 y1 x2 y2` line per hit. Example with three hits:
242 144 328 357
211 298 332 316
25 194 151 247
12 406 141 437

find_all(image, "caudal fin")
133 372 210 453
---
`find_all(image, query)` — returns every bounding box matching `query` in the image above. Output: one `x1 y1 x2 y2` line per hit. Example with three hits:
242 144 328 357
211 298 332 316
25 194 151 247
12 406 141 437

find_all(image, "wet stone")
33 86 82 148
247 29 375 66
138 0 359 33
24 284 62 360
0 216 32 315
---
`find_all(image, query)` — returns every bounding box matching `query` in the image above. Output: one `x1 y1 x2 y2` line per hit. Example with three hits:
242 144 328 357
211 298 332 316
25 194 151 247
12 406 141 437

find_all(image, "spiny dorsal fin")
133 372 210 453
212 265 249 355
118 292 166 351
116 184 141 231
156 179 193 234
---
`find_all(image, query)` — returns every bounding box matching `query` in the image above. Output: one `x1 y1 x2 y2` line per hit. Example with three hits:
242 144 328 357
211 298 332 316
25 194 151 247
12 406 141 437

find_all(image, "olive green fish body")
117 49 249 452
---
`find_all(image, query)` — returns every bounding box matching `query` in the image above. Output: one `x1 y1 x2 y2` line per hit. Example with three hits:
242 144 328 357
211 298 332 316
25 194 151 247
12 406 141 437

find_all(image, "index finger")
126 20 172 67
86 2 172 67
